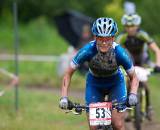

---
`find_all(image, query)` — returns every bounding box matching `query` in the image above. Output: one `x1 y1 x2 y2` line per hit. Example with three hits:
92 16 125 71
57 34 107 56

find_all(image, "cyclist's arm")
61 65 76 97
138 30 160 66
115 44 139 94
0 68 19 86
115 32 127 47
127 70 139 94
61 42 95 97
148 42 160 66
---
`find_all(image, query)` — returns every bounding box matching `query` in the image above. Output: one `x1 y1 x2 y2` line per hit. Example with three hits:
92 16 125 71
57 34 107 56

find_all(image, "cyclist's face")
125 25 139 36
96 36 114 53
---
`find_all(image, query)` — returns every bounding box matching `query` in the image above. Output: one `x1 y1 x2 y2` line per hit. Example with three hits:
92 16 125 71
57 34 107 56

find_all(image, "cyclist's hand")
127 93 138 106
59 97 69 109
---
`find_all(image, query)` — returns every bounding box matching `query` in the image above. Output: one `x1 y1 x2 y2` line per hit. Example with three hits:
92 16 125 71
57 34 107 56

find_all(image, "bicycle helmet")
92 17 118 37
121 14 141 26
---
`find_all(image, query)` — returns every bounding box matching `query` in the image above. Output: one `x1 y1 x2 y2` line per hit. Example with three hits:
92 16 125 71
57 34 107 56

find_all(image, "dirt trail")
125 121 160 130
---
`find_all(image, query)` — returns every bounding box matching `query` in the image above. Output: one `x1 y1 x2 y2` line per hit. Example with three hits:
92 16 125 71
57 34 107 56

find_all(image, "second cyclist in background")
116 13 160 120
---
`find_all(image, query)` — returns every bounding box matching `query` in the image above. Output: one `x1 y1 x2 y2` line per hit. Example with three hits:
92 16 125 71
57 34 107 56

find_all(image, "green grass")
0 76 160 130
0 16 86 88
0 87 88 130
0 60 86 89
148 75 160 121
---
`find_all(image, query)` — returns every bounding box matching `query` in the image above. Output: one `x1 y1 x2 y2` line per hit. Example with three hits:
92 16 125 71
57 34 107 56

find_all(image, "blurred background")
0 0 160 130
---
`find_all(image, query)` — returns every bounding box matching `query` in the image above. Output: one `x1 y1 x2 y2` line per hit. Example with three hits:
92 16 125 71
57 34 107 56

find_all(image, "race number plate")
89 102 112 126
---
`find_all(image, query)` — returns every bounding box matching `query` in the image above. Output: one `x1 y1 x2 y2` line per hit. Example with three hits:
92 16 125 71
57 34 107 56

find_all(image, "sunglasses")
96 37 114 42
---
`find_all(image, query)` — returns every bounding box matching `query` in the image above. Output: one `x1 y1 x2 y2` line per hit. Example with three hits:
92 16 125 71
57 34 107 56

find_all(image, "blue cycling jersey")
70 40 134 112
71 40 134 77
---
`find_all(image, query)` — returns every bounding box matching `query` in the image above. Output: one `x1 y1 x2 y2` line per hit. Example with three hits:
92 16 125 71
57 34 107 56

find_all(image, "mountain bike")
127 66 154 130
65 101 113 130
65 100 132 130
134 82 146 130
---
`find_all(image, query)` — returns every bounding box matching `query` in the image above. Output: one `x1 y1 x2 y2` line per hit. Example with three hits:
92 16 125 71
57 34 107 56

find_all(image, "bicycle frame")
128 66 153 130
134 82 145 130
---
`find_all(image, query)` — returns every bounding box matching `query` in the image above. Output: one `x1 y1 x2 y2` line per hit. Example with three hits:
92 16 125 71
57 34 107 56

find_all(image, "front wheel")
134 103 142 130
134 91 142 130
97 125 113 130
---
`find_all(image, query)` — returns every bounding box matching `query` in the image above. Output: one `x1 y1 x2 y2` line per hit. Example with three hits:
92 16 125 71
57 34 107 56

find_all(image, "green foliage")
1 0 160 36
1 0 111 22
104 0 124 31
0 16 68 54
75 0 110 18
135 0 160 35
0 15 86 88
153 35 160 47
19 17 68 55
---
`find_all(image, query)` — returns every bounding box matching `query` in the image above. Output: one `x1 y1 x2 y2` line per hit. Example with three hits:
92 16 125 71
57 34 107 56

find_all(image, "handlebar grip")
75 107 83 114
67 100 74 110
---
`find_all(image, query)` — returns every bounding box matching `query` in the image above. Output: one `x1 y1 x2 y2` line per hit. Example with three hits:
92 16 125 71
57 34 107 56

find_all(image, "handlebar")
65 101 88 115
64 101 133 115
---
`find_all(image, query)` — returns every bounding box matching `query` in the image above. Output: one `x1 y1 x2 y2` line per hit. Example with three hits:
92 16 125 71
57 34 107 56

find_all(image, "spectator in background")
57 46 76 77
57 24 93 77
0 68 19 96
78 24 93 49
77 24 93 74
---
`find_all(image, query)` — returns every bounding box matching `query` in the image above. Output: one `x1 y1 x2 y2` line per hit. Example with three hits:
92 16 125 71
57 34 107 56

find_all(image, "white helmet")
121 14 141 26
92 17 118 37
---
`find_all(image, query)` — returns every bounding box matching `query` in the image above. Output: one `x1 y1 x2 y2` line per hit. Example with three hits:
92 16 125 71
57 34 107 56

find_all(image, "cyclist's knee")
112 111 125 130
112 120 124 130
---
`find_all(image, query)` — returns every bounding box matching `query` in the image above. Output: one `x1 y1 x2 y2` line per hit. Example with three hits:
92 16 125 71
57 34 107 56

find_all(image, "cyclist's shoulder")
82 40 96 50
113 42 127 56
116 31 128 43
117 31 127 36
114 43 130 59
113 42 124 51
76 40 97 56
137 29 149 35
136 29 152 41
